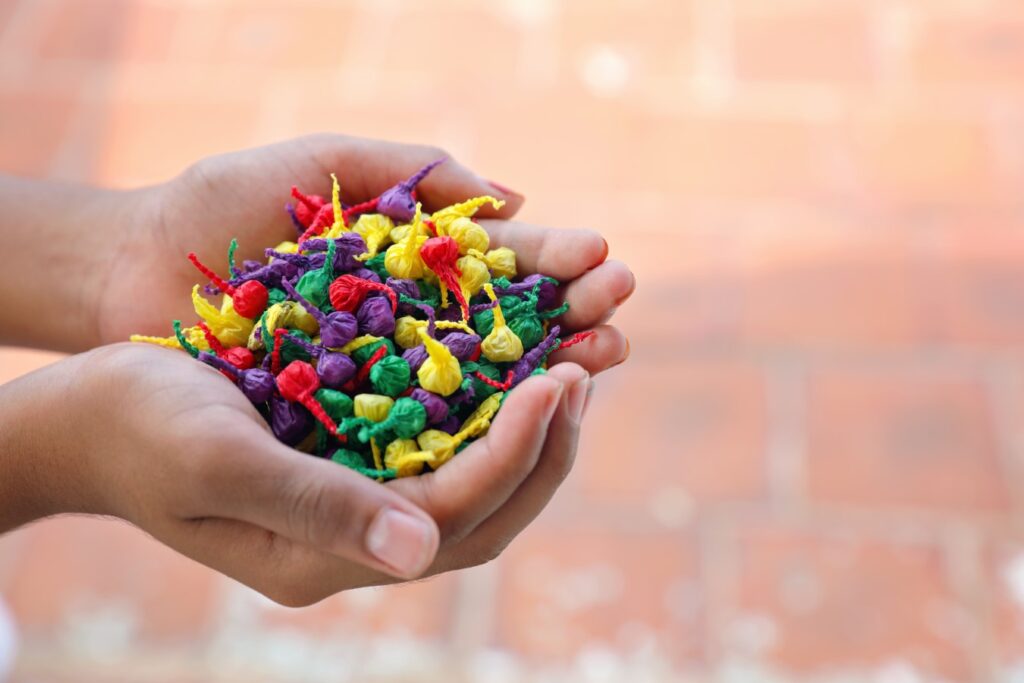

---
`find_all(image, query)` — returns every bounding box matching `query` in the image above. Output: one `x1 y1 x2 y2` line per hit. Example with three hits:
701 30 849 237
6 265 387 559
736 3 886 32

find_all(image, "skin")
0 134 634 606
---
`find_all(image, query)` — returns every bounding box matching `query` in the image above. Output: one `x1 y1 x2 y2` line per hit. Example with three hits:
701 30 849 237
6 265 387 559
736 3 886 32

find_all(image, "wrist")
0 176 156 352
0 367 62 531
77 186 161 350
0 351 114 532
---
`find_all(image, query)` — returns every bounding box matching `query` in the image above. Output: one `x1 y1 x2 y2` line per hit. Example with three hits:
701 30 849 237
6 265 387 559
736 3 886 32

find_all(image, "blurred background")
3 0 1024 680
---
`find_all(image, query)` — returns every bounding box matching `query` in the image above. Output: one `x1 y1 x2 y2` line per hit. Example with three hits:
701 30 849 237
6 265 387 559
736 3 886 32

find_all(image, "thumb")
209 433 440 579
308 134 525 219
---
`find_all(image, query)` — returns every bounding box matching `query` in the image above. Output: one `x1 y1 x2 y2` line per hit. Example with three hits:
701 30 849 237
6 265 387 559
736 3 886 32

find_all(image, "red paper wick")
188 252 268 318
423 219 438 237
271 328 287 375
475 370 515 391
342 197 380 223
298 203 336 243
342 344 388 393
290 186 323 212
196 322 225 355
557 331 596 350
188 252 234 295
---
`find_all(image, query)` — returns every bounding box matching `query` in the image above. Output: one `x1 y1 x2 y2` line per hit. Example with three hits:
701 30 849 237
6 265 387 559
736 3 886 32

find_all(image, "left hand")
96 134 633 375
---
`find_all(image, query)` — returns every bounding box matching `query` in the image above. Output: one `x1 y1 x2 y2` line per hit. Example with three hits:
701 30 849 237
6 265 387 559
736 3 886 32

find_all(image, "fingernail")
366 509 435 577
488 179 522 198
567 375 590 423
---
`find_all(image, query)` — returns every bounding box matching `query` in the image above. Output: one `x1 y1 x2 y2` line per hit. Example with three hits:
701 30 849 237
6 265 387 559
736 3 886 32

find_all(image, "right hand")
0 342 594 606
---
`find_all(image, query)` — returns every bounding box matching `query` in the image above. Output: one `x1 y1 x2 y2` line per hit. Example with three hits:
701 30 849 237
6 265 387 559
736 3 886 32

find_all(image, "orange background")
4 0 1024 680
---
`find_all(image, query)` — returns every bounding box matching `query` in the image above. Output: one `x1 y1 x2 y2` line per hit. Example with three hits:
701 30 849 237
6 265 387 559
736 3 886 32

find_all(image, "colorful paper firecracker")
131 161 594 480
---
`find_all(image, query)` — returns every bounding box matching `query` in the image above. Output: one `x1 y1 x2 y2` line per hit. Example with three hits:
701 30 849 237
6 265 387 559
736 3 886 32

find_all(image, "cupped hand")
2 342 594 606
98 134 632 374
54 134 638 604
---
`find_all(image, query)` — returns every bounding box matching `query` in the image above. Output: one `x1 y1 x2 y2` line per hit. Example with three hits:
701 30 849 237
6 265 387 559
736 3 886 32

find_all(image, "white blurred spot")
616 621 657 653
1001 660 1024 683
0 598 16 683
342 585 383 610
648 487 694 528
665 578 702 624
229 17 280 59
577 645 624 683
779 566 821 614
580 46 631 97
724 613 777 656
1004 552 1024 607
555 564 625 612
497 0 555 26
469 649 523 683
873 660 924 683
59 601 138 661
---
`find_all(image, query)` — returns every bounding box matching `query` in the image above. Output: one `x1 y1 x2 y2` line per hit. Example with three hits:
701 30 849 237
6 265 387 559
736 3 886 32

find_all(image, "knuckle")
418 480 464 544
285 477 343 549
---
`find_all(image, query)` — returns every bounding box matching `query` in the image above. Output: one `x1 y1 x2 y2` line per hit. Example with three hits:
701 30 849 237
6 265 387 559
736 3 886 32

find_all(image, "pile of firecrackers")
132 161 592 480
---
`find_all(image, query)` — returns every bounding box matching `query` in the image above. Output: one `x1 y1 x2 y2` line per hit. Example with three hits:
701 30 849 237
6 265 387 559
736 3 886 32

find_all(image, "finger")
548 325 629 376
200 429 440 580
445 363 591 569
301 134 524 218
479 220 608 281
152 514 387 607
557 259 636 331
387 374 564 543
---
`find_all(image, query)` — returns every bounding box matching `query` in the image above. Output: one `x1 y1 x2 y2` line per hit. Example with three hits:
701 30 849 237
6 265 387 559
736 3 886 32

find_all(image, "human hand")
2 134 636 604
98 134 633 375
0 342 596 605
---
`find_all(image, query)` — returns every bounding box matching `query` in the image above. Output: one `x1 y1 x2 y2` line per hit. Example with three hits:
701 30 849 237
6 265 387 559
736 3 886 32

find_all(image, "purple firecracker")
376 159 445 223
435 414 462 435
357 296 396 337
315 352 357 388
494 274 559 311
269 396 313 446
233 258 298 288
198 352 275 404
510 326 562 385
280 278 359 348
440 332 481 361
351 267 381 283
410 388 449 425
386 277 421 301
319 311 358 348
437 303 464 322
402 345 429 372
271 332 358 389
303 233 368 273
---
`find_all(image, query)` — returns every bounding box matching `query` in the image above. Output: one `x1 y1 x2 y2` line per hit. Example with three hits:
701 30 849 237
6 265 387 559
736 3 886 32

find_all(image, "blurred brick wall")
4 0 1024 681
